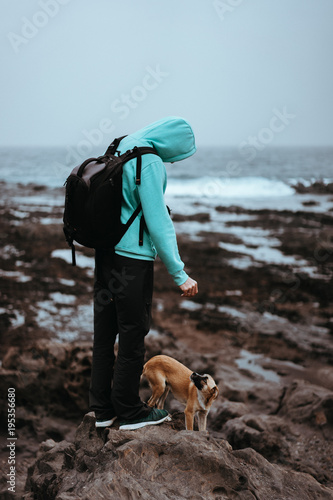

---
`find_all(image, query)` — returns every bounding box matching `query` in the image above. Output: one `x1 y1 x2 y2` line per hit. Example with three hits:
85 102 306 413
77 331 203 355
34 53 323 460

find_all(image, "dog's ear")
211 386 219 398
190 372 208 390
204 386 219 405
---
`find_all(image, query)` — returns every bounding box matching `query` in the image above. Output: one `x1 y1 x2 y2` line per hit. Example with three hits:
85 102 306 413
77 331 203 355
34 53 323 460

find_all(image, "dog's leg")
197 410 208 431
146 375 167 408
157 385 170 409
147 386 165 407
184 406 195 431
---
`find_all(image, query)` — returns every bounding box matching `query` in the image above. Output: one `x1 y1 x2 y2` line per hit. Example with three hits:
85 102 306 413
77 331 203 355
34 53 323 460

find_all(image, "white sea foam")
166 176 295 199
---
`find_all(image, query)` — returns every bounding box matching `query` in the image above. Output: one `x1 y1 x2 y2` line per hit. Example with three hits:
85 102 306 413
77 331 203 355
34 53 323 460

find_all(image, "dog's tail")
140 363 147 382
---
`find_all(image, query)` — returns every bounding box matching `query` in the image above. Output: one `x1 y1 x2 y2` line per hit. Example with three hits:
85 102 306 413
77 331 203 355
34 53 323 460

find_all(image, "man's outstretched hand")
179 277 198 297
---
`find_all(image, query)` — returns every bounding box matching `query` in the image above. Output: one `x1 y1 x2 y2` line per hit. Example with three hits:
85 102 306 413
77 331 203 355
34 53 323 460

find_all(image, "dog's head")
190 372 219 407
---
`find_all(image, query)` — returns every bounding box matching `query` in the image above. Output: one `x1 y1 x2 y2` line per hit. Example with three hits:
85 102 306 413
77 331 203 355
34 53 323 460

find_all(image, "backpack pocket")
88 173 123 248
63 174 89 244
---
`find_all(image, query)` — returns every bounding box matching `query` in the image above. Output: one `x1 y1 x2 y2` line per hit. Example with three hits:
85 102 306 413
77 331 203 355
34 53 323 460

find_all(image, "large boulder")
221 414 291 461
278 379 333 425
24 412 333 500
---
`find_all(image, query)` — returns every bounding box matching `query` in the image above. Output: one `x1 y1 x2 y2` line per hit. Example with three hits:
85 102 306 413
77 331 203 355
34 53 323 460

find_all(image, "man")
89 116 198 430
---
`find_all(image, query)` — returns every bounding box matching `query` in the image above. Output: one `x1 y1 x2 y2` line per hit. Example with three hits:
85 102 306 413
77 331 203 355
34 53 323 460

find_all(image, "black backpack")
63 136 159 265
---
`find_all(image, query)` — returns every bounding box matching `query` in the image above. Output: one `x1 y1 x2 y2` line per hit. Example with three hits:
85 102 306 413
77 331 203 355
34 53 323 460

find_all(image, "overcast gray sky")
1 0 333 148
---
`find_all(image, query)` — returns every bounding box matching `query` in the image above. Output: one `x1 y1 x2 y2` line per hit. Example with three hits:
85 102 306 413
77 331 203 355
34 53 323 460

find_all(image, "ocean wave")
166 176 295 199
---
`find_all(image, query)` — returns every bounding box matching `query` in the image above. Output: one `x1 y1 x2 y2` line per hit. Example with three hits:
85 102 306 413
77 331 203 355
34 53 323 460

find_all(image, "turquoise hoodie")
114 116 196 286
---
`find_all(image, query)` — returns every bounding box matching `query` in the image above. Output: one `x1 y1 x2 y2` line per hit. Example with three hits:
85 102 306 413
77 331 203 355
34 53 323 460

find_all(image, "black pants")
89 250 153 421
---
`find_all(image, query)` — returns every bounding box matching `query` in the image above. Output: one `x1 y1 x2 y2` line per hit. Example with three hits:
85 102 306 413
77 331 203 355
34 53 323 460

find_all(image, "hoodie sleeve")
137 160 188 286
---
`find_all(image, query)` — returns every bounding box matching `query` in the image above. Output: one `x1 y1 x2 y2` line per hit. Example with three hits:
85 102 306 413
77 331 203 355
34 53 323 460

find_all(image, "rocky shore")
0 181 333 499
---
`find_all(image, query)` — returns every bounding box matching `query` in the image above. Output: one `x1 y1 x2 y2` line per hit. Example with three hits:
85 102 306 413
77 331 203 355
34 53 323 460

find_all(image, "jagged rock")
318 366 333 391
0 340 92 418
221 414 291 461
24 412 333 500
0 341 92 499
293 181 333 194
210 401 251 430
171 212 211 222
278 379 333 425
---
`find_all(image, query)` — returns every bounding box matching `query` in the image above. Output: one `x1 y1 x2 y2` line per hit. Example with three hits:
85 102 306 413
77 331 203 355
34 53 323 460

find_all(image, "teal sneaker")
119 408 170 430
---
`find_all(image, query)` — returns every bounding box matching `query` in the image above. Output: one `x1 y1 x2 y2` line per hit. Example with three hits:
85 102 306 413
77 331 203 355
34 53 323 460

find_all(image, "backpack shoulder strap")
135 146 160 186
117 146 160 246
120 146 159 185
104 136 127 157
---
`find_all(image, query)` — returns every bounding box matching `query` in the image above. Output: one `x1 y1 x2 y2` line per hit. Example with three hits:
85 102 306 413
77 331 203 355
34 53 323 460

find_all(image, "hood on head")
128 116 196 163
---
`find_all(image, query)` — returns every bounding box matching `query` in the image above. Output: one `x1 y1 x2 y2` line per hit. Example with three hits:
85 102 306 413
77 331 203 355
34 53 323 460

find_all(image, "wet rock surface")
0 182 333 498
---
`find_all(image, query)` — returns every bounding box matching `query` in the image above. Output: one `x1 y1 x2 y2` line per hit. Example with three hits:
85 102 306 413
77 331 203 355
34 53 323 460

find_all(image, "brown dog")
142 355 219 431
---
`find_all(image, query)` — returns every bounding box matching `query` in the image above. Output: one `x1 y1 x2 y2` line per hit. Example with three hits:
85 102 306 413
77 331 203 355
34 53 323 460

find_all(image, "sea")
0 145 332 212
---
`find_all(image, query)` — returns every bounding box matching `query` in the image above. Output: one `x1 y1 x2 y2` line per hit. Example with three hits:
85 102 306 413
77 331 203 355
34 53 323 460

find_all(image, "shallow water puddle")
235 349 280 383
51 249 94 277
180 300 203 311
33 299 93 342
219 241 308 267
0 307 25 329
0 269 32 282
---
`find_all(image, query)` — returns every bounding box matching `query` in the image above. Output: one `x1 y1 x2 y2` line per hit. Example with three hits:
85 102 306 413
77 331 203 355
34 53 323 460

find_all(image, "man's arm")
138 160 198 296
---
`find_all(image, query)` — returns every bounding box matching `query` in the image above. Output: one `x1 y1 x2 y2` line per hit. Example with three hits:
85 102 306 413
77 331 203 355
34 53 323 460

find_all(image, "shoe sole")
95 416 117 428
119 414 171 431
